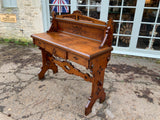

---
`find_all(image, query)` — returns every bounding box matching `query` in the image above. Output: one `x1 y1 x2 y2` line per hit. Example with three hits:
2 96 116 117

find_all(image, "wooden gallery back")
31 10 113 115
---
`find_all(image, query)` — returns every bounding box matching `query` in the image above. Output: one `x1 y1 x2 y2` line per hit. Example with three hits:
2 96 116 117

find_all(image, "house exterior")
0 0 160 58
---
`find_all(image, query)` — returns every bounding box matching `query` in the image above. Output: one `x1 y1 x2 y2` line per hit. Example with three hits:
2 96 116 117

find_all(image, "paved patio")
0 43 160 120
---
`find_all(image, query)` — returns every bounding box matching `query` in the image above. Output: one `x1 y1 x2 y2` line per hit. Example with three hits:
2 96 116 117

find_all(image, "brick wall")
0 0 44 41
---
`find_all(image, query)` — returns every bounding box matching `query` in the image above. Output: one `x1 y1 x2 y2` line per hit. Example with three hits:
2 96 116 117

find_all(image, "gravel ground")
0 43 160 120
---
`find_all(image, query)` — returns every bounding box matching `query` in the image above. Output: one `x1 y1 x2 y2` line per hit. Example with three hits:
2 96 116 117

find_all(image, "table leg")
85 67 106 115
38 48 58 80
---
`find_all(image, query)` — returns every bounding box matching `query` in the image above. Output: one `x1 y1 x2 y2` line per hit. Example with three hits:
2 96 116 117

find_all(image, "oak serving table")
31 10 113 115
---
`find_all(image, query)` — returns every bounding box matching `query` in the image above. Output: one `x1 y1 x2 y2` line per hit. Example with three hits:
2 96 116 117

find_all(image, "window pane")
50 5 70 14
124 0 137 6
152 39 160 50
112 36 117 46
78 6 87 16
50 0 70 4
113 22 119 34
108 8 121 20
157 13 160 23
136 38 150 49
122 8 135 21
109 0 122 6
142 9 157 22
120 23 133 35
139 24 153 36
118 36 130 47
156 25 160 37
90 0 101 5
89 7 100 19
61 6 70 14
77 0 87 5
145 0 159 7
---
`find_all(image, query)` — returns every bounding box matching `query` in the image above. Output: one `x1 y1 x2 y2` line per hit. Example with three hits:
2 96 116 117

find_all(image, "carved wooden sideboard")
31 10 113 115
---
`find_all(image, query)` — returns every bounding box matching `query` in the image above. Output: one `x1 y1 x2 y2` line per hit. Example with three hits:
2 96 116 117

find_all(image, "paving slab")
0 44 160 120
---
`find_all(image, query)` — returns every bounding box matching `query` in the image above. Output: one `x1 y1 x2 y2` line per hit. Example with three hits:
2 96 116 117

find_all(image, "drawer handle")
73 56 78 60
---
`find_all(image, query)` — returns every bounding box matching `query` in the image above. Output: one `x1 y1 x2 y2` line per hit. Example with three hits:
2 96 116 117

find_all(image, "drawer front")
68 53 88 67
45 44 66 59
53 47 66 59
34 39 66 59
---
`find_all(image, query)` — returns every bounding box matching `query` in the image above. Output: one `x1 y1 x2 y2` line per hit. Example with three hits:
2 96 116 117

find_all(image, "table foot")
99 90 106 103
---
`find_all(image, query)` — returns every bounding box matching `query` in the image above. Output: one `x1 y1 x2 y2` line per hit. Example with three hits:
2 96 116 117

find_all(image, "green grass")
0 38 35 47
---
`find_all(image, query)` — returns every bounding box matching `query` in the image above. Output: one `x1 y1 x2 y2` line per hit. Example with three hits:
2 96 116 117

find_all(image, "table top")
31 31 113 59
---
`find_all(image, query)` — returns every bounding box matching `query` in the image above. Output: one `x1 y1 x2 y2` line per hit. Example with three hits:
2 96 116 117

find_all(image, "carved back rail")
48 10 113 48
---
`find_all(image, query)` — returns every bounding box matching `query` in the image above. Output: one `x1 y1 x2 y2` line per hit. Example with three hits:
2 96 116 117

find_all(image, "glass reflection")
145 0 159 7
113 22 119 34
49 0 71 4
142 9 157 22
152 39 160 50
78 6 87 16
90 0 101 5
89 7 100 19
122 8 135 21
124 0 137 6
112 36 117 46
120 23 133 35
109 0 122 6
156 25 160 37
118 36 130 47
139 24 153 36
108 8 121 20
158 13 160 23
136 38 150 49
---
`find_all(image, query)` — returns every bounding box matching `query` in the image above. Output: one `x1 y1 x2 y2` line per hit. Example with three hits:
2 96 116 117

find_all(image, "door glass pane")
78 6 87 16
90 0 101 5
139 24 153 36
152 39 160 50
108 8 121 20
137 38 150 49
49 0 70 16
109 0 122 6
112 36 117 46
157 12 160 23
120 23 133 35
155 25 160 37
50 0 71 5
77 0 87 5
113 22 119 34
142 9 157 22
61 6 71 14
118 36 130 47
122 8 135 21
124 0 137 6
145 0 159 7
89 7 100 19
49 5 70 14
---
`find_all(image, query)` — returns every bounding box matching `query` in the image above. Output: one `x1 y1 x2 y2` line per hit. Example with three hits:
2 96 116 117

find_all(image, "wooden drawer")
34 39 66 59
45 45 66 59
53 47 66 59
68 53 88 67
34 39 45 48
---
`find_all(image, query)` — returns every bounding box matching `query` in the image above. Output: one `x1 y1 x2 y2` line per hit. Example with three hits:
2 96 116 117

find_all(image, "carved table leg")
38 48 58 80
85 67 106 115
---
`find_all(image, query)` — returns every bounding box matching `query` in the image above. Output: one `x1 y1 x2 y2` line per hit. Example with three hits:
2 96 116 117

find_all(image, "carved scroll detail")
48 56 93 83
